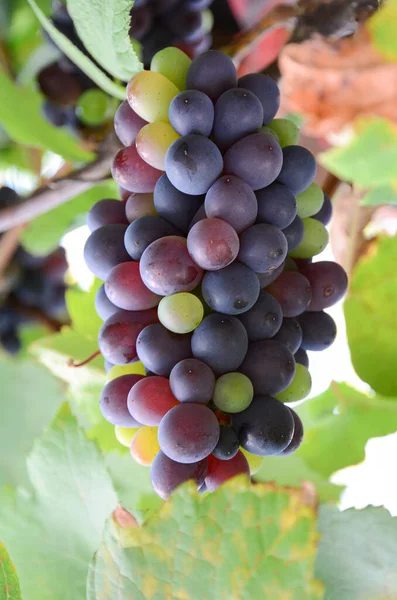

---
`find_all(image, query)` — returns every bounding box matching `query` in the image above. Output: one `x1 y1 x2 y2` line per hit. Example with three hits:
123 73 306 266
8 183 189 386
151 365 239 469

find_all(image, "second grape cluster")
84 48 348 499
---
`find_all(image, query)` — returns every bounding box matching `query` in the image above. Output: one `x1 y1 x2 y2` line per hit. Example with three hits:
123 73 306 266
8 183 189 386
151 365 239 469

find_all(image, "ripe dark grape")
95 284 118 320
165 134 223 195
191 313 248 375
136 323 192 375
83 224 130 280
205 451 250 492
277 145 316 194
267 271 312 317
297 311 337 351
279 409 304 455
224 133 283 191
151 451 207 500
256 262 285 289
140 236 203 295
205 175 258 234
282 215 305 252
212 426 239 460
238 224 287 274
169 358 215 404
105 261 160 311
212 88 264 152
100 374 144 427
232 396 295 456
125 192 157 222
114 100 148 147
38 62 82 104
124 215 179 261
98 308 158 365
238 290 283 341
169 90 214 137
186 50 237 101
294 347 309 368
299 261 348 311
187 218 239 271
201 261 260 315
127 376 179 426
87 199 128 232
273 318 303 354
112 145 163 193
42 99 74 127
158 403 220 463
239 340 296 396
256 182 297 229
154 174 204 233
238 73 280 125
312 193 332 226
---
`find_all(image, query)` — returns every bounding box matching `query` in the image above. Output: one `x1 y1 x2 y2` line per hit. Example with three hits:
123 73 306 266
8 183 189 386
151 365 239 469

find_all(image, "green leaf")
0 542 22 600
0 406 118 600
0 71 93 162
66 0 143 80
255 454 343 503
22 180 118 256
316 505 397 599
345 235 397 396
88 479 323 600
320 118 397 188
0 357 64 488
368 0 397 61
361 184 397 206
66 281 103 342
296 383 397 476
27 0 126 99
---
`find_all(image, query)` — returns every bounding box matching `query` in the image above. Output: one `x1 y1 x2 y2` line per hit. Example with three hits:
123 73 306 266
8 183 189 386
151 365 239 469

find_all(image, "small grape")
136 323 192 376
205 451 250 492
87 199 128 232
296 183 324 219
112 145 163 194
127 376 179 426
169 358 215 404
273 318 303 354
105 261 160 311
201 262 260 316
115 425 139 448
267 271 312 317
289 218 329 259
297 311 337 351
187 218 240 271
136 121 180 170
186 50 237 101
106 362 146 383
240 448 264 475
275 364 312 402
169 90 214 137
239 340 296 396
114 100 148 147
76 89 113 126
125 193 157 222
158 292 204 333
100 374 144 427
127 70 180 122
277 145 316 194
205 175 258 234
213 372 253 413
151 451 207 499
212 426 239 460
279 409 304 455
238 73 280 125
130 426 160 466
266 118 299 147
150 47 191 90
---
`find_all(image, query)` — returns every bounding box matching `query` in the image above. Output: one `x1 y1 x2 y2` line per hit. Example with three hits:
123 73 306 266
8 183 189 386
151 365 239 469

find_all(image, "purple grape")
169 358 215 404
299 261 348 311
282 216 304 252
87 199 128 232
136 323 192 375
212 426 239 460
267 271 312 317
151 451 207 499
238 223 288 273
124 215 180 261
95 284 118 320
201 261 260 315
313 193 332 226
294 347 309 368
279 409 304 455
114 100 148 147
154 174 204 233
297 311 337 351
169 90 214 137
239 340 296 395
99 374 143 427
84 224 130 280
186 50 237 101
277 145 316 194
205 175 258 234
238 290 283 342
238 73 280 125
187 218 239 271
256 182 297 229
212 88 263 152
273 318 303 354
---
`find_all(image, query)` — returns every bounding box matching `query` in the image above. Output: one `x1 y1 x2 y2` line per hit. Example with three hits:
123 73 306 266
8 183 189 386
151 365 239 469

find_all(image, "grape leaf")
320 118 397 188
88 478 323 600
316 505 397 599
27 0 126 99
0 357 64 488
0 406 118 600
0 542 23 600
361 184 397 206
22 181 119 256
345 235 397 396
0 71 93 162
368 0 397 62
66 0 143 81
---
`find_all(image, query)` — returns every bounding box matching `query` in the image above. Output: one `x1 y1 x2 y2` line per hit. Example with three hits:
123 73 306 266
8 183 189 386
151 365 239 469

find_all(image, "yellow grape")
241 448 264 475
106 362 146 383
130 426 160 466
158 292 204 334
150 47 191 91
115 426 139 448
127 71 179 123
136 121 180 170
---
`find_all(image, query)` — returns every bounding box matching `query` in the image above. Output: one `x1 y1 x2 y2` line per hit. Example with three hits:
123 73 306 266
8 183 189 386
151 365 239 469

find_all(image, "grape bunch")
84 47 348 499
37 2 113 137
129 0 214 66
0 189 68 355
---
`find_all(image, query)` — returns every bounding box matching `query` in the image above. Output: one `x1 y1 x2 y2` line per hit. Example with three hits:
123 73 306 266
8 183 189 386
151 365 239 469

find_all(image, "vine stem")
67 349 101 368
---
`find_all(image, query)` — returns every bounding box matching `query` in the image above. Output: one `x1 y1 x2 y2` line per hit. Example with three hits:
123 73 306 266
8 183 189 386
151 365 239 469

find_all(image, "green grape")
241 448 264 475
106 362 145 383
136 121 180 170
275 364 312 402
267 118 299 148
115 425 140 448
158 292 204 334
202 9 214 33
130 426 160 466
289 218 329 259
150 47 191 91
296 183 324 219
127 71 179 123
76 89 112 126
213 373 253 413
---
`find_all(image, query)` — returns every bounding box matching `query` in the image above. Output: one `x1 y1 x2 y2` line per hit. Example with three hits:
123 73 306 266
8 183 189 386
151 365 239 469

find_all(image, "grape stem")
0 133 122 232
67 349 101 368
